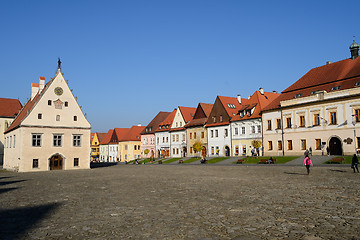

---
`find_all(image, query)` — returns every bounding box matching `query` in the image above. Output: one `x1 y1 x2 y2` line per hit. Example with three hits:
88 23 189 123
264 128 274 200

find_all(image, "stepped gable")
140 111 171 135
0 98 23 118
231 91 280 121
156 109 177 132
263 56 360 112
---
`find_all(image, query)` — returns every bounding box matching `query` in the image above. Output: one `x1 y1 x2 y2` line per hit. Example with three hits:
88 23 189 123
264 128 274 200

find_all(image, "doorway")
329 137 343 155
49 154 63 170
224 146 230 156
201 146 207 157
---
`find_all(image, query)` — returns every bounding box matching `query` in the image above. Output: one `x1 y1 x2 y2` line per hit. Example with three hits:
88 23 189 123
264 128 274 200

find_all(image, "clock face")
54 87 63 96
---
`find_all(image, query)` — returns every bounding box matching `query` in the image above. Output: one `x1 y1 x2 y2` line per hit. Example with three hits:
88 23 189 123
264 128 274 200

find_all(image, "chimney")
137 124 142 126
259 87 264 95
237 94 241 104
31 83 39 100
326 61 332 65
39 76 45 92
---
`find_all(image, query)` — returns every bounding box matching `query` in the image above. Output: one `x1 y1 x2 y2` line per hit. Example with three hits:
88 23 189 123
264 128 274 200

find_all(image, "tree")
251 140 262 149
193 141 203 157
144 149 150 155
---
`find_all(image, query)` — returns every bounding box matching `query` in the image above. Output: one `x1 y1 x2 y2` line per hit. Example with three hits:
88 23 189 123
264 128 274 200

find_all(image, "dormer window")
311 90 320 95
355 82 360 87
227 104 236 109
294 93 302 98
213 116 216 123
331 86 341 91
220 115 223 122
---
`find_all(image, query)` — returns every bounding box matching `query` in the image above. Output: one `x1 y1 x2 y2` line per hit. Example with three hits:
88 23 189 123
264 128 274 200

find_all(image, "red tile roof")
178 106 196 124
263 56 360 112
96 133 107 143
100 129 114 145
121 126 145 141
231 91 280 121
218 96 249 117
140 111 171 135
0 98 22 118
156 109 177 132
184 103 213 128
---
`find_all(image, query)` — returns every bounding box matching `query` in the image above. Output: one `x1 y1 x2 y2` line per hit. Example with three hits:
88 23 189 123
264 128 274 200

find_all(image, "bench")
329 157 344 164
236 159 245 164
258 158 276 164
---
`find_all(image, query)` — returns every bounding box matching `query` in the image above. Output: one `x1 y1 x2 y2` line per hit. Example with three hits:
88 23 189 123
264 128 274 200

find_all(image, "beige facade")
0 118 14 164
263 87 360 156
186 126 207 157
119 141 141 161
4 68 91 172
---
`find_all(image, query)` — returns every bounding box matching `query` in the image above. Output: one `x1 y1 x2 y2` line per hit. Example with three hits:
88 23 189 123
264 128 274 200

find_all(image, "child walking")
303 154 313 175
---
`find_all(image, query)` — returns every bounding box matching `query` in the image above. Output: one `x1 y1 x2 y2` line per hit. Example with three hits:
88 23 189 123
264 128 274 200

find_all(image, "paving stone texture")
0 164 359 240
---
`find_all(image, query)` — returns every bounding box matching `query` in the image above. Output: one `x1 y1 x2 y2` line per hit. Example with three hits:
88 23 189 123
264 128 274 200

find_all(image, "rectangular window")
189 133 192 139
267 120 272 130
287 140 293 150
213 116 216 123
277 140 282 151
13 135 15 148
134 145 137 150
166 137 168 143
220 115 223 122
125 145 128 150
38 113 42 119
234 128 238 135
176 135 179 142
65 101 68 107
211 147 214 155
355 109 360 122
9 136 12 148
251 126 255 134
215 130 218 137
301 139 306 150
216 146 219 155
211 130 214 138
176 148 179 154
56 115 60 121
32 134 42 147
74 158 79 167
32 159 39 168
315 139 321 150
268 141 273 150
182 134 185 141
201 132 204 138
173 148 176 154
48 100 52 106
162 137 165 143
314 114 320 126
330 112 337 125
74 116 77 121
73 135 81 147
242 127 245 135
257 125 261 133
276 119 281 129
194 132 197 139
190 147 193 154
172 135 175 142
357 137 360 149
224 129 228 137
53 134 62 147
286 117 292 128
299 115 305 127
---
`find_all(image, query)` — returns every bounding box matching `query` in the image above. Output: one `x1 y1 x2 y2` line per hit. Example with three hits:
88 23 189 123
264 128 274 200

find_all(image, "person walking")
351 154 359 173
303 154 313 175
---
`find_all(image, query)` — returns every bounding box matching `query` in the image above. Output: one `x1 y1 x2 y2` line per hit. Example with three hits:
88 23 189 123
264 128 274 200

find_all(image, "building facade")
4 67 91 172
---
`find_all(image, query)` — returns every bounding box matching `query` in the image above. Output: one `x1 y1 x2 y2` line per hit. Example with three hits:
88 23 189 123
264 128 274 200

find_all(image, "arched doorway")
201 146 207 157
329 137 343 155
224 146 230 156
49 154 63 170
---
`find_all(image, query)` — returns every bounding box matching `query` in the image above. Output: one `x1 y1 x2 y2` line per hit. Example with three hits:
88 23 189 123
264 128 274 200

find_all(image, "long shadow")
0 176 12 180
0 202 61 240
329 169 347 173
90 162 119 168
0 180 26 186
0 187 18 195
284 172 308 175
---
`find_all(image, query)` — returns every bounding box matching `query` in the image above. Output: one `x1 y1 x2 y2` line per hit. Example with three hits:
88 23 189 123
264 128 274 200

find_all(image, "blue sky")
1 1 359 132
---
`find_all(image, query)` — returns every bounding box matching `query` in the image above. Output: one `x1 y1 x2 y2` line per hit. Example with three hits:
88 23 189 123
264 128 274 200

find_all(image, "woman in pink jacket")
303 154 313 175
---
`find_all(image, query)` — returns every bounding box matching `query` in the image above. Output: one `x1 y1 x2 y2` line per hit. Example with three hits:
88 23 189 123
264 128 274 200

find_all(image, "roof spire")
350 36 359 60
58 57 62 70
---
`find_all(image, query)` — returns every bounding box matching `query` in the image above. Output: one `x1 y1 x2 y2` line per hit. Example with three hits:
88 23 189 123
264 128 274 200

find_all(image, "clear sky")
1 1 359 132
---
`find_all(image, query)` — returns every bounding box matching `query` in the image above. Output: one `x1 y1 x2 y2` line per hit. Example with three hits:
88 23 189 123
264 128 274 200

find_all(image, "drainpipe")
280 109 285 156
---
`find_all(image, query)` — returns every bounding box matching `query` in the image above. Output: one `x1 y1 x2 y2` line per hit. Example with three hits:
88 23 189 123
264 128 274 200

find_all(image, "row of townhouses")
2 40 360 171
93 40 360 161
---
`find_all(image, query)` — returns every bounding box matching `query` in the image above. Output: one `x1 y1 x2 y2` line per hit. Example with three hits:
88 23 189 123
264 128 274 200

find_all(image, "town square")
1 1 360 239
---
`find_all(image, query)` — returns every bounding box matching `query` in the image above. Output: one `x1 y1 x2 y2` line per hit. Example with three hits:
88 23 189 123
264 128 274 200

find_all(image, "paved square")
0 165 359 239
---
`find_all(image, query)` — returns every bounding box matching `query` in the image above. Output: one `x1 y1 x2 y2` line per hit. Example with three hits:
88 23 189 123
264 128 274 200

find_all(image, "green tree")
252 140 262 149
193 141 203 156
144 149 150 155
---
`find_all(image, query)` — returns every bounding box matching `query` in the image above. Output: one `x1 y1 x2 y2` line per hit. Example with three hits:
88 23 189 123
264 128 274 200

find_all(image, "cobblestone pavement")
0 165 359 240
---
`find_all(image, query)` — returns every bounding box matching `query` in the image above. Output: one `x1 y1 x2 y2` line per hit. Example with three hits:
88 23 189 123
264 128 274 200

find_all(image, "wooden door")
50 155 63 170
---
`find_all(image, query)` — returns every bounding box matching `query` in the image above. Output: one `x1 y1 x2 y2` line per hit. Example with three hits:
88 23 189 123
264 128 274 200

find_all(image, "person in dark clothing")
351 154 359 173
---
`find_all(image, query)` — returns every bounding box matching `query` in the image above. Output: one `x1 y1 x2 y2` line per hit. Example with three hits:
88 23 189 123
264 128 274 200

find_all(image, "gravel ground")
0 165 359 240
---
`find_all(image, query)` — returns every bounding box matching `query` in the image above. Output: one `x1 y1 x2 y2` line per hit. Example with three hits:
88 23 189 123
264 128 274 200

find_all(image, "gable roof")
184 103 213 128
100 129 114 145
263 56 360 112
178 106 196 123
156 109 177 132
96 132 107 143
231 90 280 121
0 98 23 118
218 96 249 118
120 126 145 141
140 111 171 135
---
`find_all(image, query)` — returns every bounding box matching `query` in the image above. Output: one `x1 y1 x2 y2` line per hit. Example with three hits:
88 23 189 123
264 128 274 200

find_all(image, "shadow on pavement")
0 176 12 180
0 187 18 195
0 202 61 240
90 162 119 168
284 172 308 175
0 180 26 186
329 169 347 173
